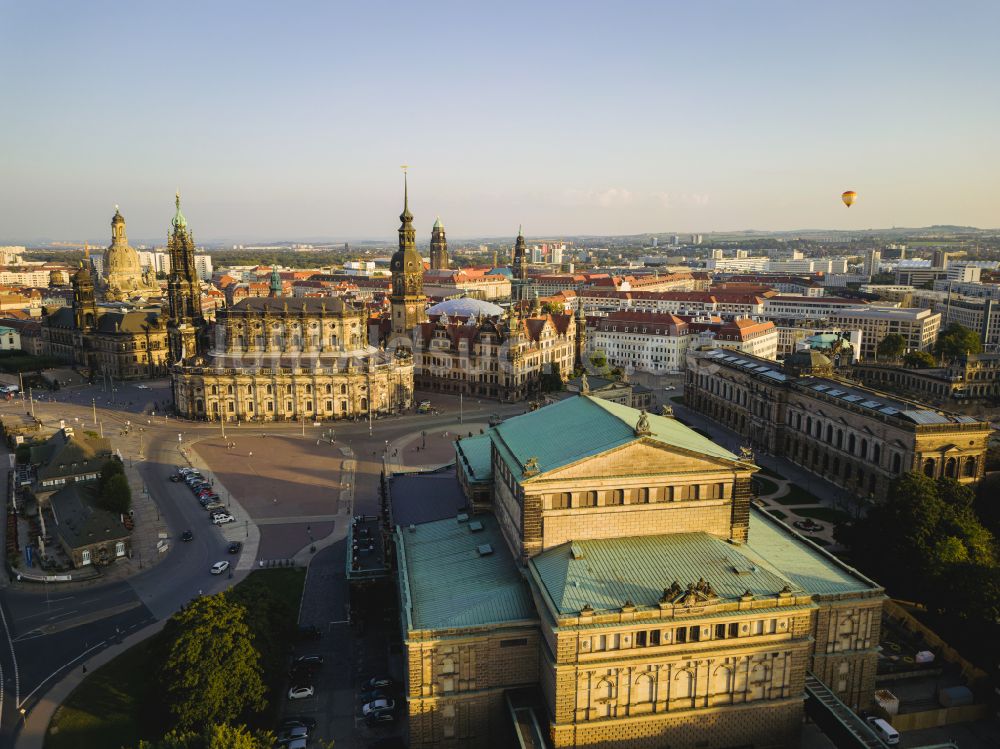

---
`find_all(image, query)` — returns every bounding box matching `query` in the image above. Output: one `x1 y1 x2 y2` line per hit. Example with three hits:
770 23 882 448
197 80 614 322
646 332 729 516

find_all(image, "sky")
2 1 999 243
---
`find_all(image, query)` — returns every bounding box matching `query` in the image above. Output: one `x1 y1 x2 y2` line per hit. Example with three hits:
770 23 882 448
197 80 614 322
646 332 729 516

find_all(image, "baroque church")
170 185 416 422
41 206 169 380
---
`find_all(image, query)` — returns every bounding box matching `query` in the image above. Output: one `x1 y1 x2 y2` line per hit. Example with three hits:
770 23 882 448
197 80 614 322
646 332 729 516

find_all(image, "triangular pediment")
534 439 743 482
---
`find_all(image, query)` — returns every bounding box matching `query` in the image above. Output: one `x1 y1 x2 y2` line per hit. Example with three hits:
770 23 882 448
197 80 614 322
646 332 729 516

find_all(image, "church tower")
269 266 282 297
72 262 98 332
429 216 449 270
513 225 527 281
166 192 204 363
389 173 426 337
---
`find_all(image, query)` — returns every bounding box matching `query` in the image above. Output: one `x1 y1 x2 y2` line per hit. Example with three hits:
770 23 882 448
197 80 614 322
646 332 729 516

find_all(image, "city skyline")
3 1 999 240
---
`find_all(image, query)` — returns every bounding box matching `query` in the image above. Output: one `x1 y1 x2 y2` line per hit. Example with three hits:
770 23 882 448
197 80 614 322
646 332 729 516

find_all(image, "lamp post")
92 397 97 425
19 707 26 726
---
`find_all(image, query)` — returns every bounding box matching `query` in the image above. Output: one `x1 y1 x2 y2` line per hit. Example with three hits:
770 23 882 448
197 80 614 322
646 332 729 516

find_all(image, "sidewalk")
384 421 487 474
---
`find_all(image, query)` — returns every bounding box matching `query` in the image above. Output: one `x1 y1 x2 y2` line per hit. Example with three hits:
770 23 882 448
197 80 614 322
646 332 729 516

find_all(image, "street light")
19 707 26 726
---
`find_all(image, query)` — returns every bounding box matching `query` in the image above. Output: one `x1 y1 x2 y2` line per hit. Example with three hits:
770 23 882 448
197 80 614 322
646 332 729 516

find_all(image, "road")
0 380 523 748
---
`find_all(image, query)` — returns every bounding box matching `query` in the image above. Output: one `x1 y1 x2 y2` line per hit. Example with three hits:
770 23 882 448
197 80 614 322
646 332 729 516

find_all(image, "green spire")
400 171 413 224
172 190 187 229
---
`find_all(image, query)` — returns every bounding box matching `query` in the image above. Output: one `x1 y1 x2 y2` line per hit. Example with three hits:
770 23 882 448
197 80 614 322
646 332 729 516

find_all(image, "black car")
279 716 317 731
366 712 395 726
297 624 321 640
169 474 182 482
363 676 392 690
227 541 243 554
294 654 324 666
180 530 193 542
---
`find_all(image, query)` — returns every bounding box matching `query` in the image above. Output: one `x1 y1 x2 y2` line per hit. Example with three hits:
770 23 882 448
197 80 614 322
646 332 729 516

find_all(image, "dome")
783 349 833 376
427 298 504 318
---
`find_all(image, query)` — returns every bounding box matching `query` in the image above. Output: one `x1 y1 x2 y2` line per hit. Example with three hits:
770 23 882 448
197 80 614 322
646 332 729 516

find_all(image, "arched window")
712 665 733 705
211 385 218 395
633 674 654 705
266 384 272 394
923 458 935 477
340 384 347 394
964 457 977 478
826 425 833 443
848 434 856 453
860 439 868 459
227 385 234 395
673 670 693 702
945 457 957 478
892 453 901 472
872 443 881 464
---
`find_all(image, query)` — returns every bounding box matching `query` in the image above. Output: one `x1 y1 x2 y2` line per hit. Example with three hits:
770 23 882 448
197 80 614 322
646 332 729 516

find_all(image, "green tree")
134 724 278 749
934 323 983 360
100 457 125 490
540 362 564 392
876 333 906 360
160 594 267 730
903 350 936 368
99 472 132 514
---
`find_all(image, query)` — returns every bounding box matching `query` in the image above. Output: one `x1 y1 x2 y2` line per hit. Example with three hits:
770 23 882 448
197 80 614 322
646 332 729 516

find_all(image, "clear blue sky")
2 1 998 242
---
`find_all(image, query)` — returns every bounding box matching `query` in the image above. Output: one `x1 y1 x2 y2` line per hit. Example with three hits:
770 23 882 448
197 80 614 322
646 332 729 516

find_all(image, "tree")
903 351 936 368
99 458 124 490
540 362 564 392
876 333 906 360
160 594 267 730
99 472 132 514
934 323 982 360
134 724 278 749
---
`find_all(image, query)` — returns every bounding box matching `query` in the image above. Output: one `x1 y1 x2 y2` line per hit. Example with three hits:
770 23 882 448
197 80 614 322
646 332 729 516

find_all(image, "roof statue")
580 372 590 394
172 190 187 229
634 409 651 436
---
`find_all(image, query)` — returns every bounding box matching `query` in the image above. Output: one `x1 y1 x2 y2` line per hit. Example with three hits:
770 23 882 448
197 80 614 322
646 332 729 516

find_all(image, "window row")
547 483 728 510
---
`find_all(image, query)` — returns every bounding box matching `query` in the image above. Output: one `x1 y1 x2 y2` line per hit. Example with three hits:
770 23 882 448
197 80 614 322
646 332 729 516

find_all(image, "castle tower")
72 262 98 332
513 225 527 281
269 266 282 297
166 192 204 363
389 173 426 337
429 216 449 270
574 300 586 371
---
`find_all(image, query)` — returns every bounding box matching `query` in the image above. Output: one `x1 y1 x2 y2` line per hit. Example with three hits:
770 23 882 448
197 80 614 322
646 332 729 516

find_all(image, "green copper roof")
397 515 536 631
530 530 794 616
456 433 492 484
742 510 881 598
172 191 187 229
433 216 443 230
490 395 740 478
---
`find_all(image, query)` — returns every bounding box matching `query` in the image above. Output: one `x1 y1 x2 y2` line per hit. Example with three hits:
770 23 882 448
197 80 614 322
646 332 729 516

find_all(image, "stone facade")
852 354 1000 406
102 208 158 301
172 297 413 421
685 348 991 499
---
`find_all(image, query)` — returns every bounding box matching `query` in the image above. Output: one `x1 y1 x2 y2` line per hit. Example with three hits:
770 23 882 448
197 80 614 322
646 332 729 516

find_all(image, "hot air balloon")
842 190 857 208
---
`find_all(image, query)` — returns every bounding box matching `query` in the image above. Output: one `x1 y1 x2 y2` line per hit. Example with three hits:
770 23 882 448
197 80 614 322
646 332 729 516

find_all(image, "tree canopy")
99 472 132 514
838 473 998 620
903 350 936 368
876 333 906 360
134 724 278 749
160 594 266 731
934 323 983 359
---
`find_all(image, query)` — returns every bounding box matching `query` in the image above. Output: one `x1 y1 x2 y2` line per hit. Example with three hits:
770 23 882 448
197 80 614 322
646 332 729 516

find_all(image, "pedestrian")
82 664 87 674
248 451 253 457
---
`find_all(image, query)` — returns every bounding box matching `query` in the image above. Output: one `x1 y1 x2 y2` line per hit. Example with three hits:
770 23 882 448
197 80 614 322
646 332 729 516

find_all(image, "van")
868 717 899 745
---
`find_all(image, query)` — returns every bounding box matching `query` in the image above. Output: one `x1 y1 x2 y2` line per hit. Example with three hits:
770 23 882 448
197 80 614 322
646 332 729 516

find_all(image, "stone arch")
923 457 936 477
964 457 977 478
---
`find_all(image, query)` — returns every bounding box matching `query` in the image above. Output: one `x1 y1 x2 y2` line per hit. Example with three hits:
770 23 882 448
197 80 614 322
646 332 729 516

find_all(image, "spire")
399 168 413 225
172 190 187 229
518 224 523 238
433 215 443 230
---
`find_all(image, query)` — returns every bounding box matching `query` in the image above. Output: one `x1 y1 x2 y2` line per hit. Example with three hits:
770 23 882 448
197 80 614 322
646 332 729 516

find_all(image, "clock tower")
389 174 426 337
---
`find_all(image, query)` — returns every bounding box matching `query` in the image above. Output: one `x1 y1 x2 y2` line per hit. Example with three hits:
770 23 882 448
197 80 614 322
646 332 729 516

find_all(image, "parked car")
279 716 317 731
180 530 193 542
204 502 226 512
363 676 392 691
276 726 308 744
227 541 243 554
360 687 387 703
212 514 235 525
365 712 395 726
362 698 395 716
294 654 324 666
287 685 314 700
210 561 230 575
169 474 183 482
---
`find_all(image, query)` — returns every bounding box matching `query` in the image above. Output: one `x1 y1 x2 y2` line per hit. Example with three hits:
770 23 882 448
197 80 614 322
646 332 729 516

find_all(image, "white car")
362 697 395 716
212 513 235 525
134 384 150 390
288 685 314 700
210 561 230 575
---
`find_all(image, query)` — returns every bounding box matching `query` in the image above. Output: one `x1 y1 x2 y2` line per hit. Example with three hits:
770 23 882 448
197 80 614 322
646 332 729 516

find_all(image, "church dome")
103 206 147 300
427 298 503 318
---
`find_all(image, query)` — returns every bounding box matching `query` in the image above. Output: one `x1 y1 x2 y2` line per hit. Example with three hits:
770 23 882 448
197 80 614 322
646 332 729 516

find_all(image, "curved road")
0 381 521 748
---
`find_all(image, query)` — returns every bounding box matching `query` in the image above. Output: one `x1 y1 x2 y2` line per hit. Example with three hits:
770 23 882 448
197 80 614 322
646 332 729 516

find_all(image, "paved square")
195 434 343 558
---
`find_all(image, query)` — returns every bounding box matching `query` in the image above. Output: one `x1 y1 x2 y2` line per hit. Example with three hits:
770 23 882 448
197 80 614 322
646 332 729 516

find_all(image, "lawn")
793 506 851 524
46 568 306 749
771 483 820 506
751 476 780 497
756 466 785 480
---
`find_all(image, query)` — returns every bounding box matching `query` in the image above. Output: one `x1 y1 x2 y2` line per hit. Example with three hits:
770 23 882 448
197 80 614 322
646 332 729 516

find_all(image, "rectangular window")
676 627 687 644
690 626 701 642
728 622 739 638
752 620 764 636
636 631 647 647
715 623 726 640
552 493 571 509
500 638 528 648
115 541 126 557
649 629 661 646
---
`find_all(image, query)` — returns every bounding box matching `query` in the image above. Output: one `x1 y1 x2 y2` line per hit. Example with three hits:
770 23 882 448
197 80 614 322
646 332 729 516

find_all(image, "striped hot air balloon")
842 190 857 207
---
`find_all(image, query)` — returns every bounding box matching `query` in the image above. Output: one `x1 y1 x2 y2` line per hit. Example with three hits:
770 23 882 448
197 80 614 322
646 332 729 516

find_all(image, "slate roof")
32 431 113 481
490 395 740 478
397 514 536 631
49 484 130 551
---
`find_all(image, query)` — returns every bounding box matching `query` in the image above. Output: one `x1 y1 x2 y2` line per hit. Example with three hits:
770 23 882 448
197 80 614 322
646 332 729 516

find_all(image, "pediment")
535 439 742 482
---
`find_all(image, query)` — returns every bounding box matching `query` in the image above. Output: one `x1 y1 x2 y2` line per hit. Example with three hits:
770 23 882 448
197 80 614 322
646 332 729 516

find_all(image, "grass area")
46 568 306 749
756 466 785 480
768 509 788 520
772 483 820 506
751 476 780 497
0 352 65 373
793 506 851 524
